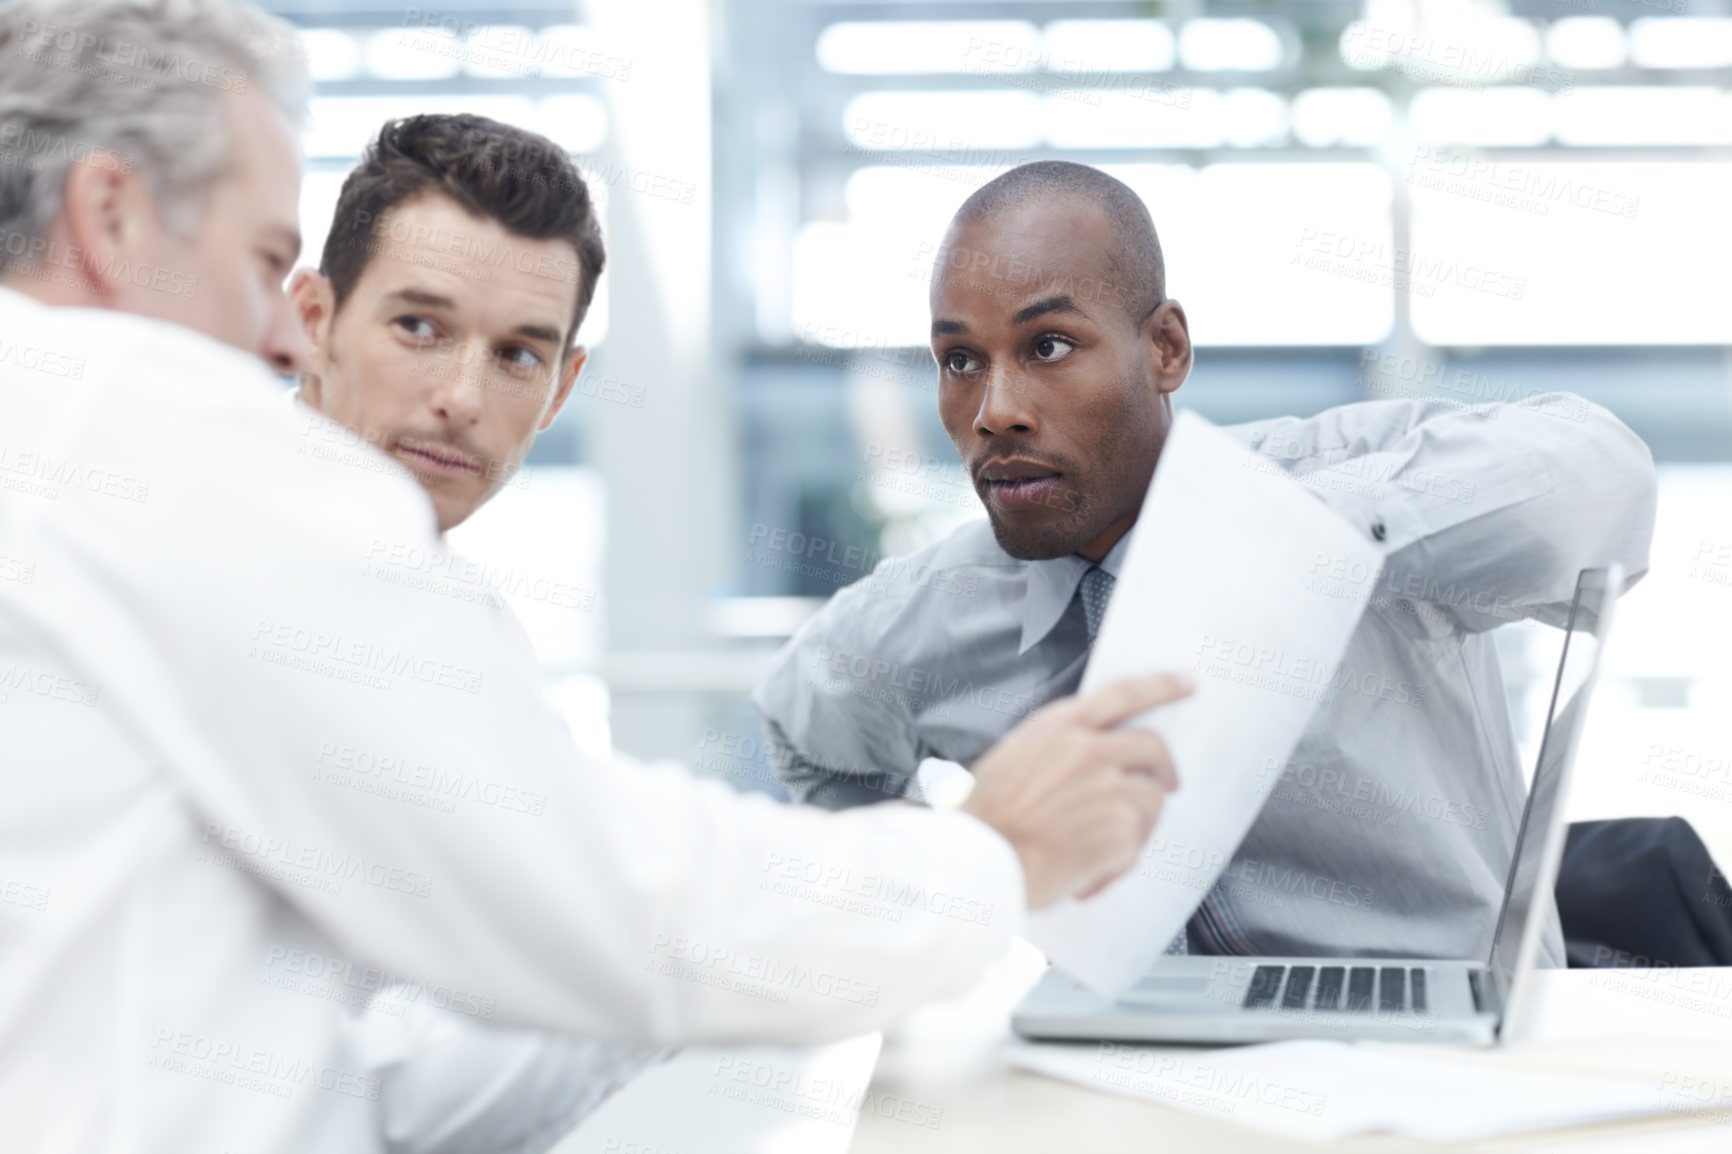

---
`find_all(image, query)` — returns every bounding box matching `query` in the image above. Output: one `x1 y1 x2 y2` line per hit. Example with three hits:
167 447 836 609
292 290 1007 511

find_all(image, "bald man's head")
928 161 1192 563
949 161 1165 328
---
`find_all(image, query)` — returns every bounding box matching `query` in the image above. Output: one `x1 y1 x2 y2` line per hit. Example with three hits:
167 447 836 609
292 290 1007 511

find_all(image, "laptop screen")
1485 567 1621 1007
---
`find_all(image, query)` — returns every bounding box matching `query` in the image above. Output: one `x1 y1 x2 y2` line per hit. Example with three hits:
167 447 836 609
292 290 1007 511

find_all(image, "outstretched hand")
961 673 1192 909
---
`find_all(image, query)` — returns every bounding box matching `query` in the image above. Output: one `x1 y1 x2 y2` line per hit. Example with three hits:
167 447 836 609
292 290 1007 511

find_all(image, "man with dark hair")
285 113 657 1149
292 114 604 532
758 159 1659 963
319 114 607 338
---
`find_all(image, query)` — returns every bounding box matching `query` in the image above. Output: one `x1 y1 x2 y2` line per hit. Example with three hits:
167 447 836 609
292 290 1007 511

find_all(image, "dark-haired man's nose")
975 368 1039 438
430 345 487 427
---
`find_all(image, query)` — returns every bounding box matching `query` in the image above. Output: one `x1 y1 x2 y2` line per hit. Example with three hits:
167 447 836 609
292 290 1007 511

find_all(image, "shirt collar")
1016 530 1134 655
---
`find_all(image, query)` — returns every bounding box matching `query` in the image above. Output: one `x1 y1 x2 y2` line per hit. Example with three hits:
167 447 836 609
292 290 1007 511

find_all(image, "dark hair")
954 160 1164 328
319 113 605 349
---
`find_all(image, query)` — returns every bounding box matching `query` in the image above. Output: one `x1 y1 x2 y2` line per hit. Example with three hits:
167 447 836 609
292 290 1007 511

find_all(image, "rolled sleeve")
764 718 912 810
1251 395 1656 632
754 583 925 809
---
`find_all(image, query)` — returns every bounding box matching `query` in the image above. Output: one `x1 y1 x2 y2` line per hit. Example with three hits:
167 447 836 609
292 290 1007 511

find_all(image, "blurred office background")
266 0 1732 854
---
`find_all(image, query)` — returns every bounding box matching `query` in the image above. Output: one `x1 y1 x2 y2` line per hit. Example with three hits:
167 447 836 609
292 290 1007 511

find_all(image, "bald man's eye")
943 349 981 375
1032 335 1074 362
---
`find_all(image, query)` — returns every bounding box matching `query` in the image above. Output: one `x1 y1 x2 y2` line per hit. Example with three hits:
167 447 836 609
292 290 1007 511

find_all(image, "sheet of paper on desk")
560 1035 884 1154
1006 1039 1675 1142
1026 410 1384 997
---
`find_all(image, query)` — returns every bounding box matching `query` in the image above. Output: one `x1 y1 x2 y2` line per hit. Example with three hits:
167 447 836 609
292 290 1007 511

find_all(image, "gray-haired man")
0 4 1191 1152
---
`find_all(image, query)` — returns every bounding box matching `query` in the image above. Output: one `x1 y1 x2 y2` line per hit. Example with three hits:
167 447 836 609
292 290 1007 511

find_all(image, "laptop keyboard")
1239 964 1431 1013
1280 966 1314 1009
1345 967 1375 1011
1314 965 1345 1010
1378 967 1406 1012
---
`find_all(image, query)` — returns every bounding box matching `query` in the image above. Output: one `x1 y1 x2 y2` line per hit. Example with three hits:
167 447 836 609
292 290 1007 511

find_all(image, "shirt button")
1372 522 1387 542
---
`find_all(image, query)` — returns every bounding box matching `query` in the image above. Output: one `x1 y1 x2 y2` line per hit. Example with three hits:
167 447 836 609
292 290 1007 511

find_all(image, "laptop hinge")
1468 967 1505 1019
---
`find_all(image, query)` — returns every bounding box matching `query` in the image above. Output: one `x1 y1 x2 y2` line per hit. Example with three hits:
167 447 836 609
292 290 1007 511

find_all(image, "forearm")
357 998 666 1154
1260 396 1656 628
765 719 915 810
197 689 1023 1047
45 348 1027 1050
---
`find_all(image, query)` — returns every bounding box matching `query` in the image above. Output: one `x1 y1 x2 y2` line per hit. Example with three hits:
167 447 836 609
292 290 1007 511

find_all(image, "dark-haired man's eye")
945 350 979 374
499 346 544 376
394 317 437 344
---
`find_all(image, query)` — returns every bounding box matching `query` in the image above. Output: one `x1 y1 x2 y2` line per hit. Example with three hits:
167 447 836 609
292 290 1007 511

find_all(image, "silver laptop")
1013 565 1622 1048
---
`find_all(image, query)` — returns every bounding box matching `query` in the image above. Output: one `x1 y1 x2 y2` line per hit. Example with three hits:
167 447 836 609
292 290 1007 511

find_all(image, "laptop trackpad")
1119 976 1212 1006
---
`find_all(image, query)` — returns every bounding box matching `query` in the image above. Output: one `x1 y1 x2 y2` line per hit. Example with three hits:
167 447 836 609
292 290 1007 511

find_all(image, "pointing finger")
1070 673 1195 730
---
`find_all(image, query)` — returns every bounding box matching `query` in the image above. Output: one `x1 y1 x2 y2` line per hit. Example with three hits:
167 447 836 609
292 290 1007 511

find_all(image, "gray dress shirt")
753 396 1658 960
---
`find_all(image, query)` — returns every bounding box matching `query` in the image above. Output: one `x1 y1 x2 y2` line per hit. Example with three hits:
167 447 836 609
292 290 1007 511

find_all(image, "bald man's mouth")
980 458 1063 511
393 436 485 479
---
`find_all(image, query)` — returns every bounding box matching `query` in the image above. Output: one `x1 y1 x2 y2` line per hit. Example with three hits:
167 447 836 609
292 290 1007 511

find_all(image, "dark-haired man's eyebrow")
384 287 459 312
1011 295 1086 326
932 319 968 337
512 322 563 346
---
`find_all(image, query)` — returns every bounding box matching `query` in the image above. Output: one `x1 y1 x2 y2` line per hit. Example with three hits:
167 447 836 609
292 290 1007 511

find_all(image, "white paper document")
1006 1039 1677 1142
1027 410 1385 996
561 1035 884 1154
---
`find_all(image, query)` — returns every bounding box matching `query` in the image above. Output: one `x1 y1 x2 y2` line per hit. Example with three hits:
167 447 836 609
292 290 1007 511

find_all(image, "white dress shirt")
0 287 1024 1153
348 991 663 1154
269 393 660 1154
756 395 1657 961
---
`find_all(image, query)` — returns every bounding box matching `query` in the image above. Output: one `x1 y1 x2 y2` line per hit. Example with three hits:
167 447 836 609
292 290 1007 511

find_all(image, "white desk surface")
848 941 1732 1153
558 941 1732 1153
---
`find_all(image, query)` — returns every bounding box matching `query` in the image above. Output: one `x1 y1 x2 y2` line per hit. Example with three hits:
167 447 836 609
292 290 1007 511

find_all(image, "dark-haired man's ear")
538 345 587 433
289 267 336 408
1145 299 1193 396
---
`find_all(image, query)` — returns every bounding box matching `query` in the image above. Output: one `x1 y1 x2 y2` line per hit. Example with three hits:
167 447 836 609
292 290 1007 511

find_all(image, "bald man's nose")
975 369 1038 436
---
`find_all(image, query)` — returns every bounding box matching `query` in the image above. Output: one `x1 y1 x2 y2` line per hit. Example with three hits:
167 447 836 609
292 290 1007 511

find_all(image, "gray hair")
0 0 309 274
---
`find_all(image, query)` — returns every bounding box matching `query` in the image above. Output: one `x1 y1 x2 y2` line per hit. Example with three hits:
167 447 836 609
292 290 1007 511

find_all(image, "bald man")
757 160 1658 962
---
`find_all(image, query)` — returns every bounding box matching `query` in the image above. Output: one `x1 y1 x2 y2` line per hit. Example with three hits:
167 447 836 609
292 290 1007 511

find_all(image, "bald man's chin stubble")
981 501 1100 562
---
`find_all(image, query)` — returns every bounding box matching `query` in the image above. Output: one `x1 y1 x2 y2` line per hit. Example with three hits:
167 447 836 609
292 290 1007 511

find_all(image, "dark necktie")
1078 564 1187 956
1079 565 1114 642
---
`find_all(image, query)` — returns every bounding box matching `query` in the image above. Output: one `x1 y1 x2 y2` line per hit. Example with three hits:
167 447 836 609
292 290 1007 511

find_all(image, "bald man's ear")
1144 300 1192 394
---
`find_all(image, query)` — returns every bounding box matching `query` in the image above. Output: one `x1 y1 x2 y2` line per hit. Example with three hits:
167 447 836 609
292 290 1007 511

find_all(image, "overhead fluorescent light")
816 21 1040 74
1291 88 1393 148
365 26 461 81
1219 89 1288 148
1627 18 1732 70
845 91 1043 151
1178 19 1284 71
1545 17 1626 71
1409 87 1552 148
299 28 360 82
1042 20 1175 73
1553 87 1732 146
461 26 539 80
1044 90 1220 149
